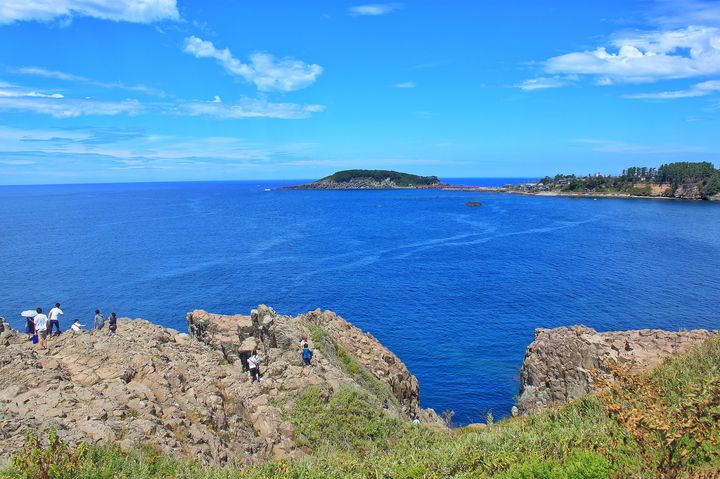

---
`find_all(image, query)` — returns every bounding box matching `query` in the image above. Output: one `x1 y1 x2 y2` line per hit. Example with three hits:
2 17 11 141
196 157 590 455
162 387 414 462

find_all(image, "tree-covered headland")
531 161 720 199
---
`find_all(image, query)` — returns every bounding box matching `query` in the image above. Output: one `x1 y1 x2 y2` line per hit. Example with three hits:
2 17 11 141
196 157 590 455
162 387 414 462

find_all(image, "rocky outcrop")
300 178 406 189
0 318 269 466
0 306 438 467
516 326 717 415
300 308 425 419
187 306 436 422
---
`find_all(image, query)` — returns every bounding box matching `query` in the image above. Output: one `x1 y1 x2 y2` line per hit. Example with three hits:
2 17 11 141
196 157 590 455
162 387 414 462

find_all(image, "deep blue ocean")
2 179 719 424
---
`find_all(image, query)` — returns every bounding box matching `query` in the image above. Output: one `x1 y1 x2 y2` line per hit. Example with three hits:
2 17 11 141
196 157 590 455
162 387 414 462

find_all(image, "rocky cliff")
516 326 717 415
0 306 439 467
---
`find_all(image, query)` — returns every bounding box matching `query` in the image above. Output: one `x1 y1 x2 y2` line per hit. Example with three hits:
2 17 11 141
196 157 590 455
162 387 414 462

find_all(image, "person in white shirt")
48 303 63 336
247 350 263 383
71 320 86 332
33 307 49 350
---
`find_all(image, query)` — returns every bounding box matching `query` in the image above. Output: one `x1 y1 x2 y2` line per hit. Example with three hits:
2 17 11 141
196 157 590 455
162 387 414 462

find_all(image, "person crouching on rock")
108 312 118 334
248 349 263 383
302 342 313 366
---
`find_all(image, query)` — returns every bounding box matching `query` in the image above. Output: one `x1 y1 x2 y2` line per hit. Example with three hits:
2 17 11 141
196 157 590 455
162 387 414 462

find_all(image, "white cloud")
652 0 720 27
0 96 142 117
0 0 179 24
517 77 567 91
0 85 64 98
349 3 402 16
394 81 416 89
0 81 324 120
575 139 707 155
180 97 325 120
0 159 35 165
15 66 167 96
625 79 720 98
183 36 323 92
544 26 720 83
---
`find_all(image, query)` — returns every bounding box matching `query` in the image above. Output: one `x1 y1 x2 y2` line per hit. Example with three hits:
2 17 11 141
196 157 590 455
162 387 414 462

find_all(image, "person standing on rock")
48 303 63 336
33 307 49 350
108 312 118 334
24 313 35 338
248 349 263 383
93 309 105 332
302 342 313 366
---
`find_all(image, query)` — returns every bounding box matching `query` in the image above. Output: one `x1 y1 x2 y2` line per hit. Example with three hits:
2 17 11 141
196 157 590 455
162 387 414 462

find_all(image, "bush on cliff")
287 385 403 451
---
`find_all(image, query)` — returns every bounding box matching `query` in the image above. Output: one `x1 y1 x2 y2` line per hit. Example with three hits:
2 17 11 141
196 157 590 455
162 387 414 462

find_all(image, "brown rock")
516 325 717 415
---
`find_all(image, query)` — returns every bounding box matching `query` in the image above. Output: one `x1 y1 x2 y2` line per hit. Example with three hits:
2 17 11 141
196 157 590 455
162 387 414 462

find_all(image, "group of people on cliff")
245 339 314 383
24 303 119 349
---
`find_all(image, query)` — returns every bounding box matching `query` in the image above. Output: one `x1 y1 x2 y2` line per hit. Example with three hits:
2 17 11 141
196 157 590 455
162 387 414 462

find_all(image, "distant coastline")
287 163 720 201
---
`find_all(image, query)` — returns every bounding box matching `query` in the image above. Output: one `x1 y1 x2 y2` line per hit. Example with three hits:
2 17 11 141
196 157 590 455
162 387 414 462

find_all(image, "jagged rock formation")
186 305 434 420
516 326 717 415
0 306 439 467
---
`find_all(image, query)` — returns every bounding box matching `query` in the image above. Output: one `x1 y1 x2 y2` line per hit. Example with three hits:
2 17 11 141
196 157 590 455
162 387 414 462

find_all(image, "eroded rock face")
516 326 717 415
0 306 440 467
301 309 426 420
187 306 438 423
0 319 269 466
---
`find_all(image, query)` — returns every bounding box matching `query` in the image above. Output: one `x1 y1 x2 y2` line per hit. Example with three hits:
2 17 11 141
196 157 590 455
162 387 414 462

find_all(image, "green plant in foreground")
11 428 89 479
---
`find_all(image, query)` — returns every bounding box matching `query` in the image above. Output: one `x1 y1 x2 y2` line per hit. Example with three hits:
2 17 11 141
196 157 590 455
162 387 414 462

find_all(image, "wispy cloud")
517 77 567 91
394 81 416 89
14 66 167 97
0 126 329 183
180 97 325 120
0 81 324 120
575 138 707 155
183 36 323 92
349 3 402 16
0 0 180 24
0 96 142 118
652 0 720 27
625 80 720 99
0 83 64 98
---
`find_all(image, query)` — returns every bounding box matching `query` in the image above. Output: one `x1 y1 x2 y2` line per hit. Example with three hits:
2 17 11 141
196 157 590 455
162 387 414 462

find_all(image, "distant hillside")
511 161 720 200
288 169 443 189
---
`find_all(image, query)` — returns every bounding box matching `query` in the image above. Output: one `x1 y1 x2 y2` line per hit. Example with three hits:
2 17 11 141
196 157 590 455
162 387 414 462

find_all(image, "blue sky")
0 0 719 184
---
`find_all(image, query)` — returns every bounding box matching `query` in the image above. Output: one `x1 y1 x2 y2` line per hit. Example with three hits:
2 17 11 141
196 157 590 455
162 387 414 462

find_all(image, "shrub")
10 428 89 479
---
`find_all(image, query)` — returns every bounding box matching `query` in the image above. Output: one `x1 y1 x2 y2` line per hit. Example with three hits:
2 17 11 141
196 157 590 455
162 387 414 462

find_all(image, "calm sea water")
2 179 719 424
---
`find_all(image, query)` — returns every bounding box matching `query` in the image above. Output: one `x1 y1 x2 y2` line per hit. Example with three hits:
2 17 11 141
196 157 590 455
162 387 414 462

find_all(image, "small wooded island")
286 169 443 189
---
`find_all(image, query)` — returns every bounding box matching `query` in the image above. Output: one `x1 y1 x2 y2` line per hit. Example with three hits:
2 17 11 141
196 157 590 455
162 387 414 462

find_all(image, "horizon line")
0 176 542 188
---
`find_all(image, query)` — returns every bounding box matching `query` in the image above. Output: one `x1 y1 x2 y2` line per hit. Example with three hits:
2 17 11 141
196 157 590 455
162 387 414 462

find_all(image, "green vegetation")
304 321 397 406
317 169 441 186
5 337 720 479
535 161 720 198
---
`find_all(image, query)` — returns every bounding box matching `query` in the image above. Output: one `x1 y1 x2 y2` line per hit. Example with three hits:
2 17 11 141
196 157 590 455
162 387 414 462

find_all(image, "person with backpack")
248 349 263 383
302 342 313 366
